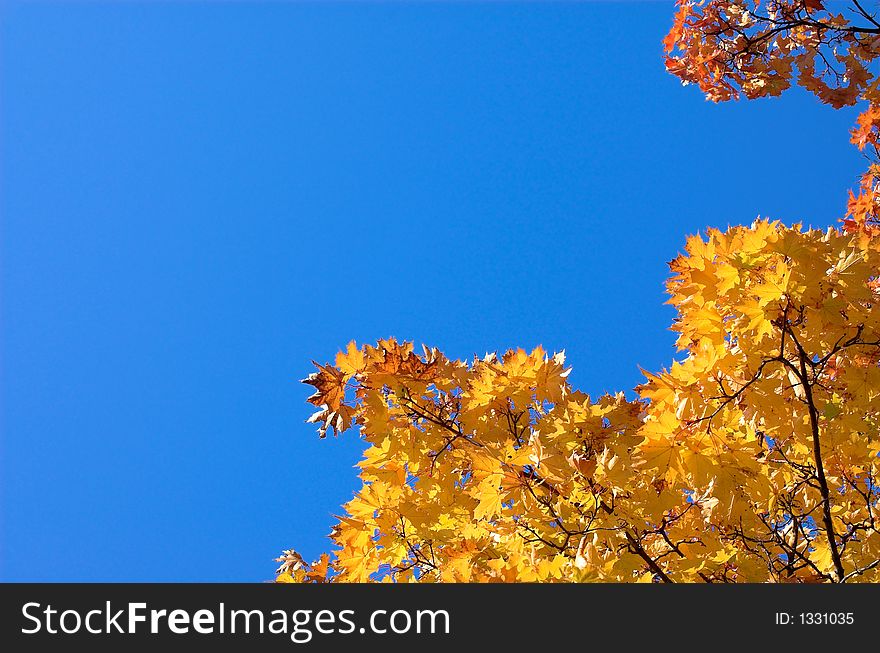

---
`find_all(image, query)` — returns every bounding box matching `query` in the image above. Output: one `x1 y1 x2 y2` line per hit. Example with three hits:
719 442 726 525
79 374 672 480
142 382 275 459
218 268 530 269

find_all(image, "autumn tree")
276 2 880 583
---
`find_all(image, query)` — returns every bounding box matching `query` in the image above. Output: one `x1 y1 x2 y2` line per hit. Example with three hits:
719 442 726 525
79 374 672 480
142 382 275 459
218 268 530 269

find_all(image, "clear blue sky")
0 2 864 581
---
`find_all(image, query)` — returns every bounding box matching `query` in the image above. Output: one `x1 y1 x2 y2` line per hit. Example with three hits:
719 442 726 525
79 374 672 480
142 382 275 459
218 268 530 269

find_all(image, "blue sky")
0 2 865 581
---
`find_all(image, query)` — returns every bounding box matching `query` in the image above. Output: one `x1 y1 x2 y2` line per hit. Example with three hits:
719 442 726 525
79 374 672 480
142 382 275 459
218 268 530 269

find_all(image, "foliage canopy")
276 1 880 583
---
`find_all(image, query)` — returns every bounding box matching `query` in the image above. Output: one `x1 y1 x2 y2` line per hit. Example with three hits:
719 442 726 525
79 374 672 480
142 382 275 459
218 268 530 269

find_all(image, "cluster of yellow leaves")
280 218 880 583
644 219 880 582
293 342 656 582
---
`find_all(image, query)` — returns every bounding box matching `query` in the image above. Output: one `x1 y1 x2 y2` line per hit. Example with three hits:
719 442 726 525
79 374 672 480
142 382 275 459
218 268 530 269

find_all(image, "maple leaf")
303 362 346 411
335 340 365 379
